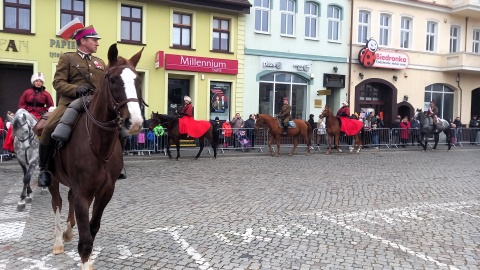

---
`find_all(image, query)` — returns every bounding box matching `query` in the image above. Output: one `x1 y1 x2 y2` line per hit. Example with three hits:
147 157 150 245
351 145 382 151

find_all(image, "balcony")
442 52 480 73
451 0 480 17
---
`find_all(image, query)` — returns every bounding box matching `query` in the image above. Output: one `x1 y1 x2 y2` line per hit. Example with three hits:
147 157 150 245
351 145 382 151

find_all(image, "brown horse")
47 44 144 269
149 112 219 160
320 105 364 155
254 114 311 157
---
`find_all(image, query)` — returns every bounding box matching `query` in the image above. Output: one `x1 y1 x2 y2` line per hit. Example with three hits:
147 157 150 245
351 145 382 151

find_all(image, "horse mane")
13 109 37 129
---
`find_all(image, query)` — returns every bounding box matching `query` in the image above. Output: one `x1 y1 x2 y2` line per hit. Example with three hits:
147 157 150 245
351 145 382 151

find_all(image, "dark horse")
414 108 451 151
47 44 144 269
319 105 364 155
149 112 219 160
254 114 311 157
6 109 40 211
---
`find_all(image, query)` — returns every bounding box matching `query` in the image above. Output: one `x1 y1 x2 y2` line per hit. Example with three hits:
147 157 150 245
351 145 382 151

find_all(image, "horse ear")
108 44 118 66
129 47 144 68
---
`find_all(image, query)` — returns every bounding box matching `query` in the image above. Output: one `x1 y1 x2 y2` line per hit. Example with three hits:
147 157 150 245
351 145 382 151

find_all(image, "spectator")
0 115 4 131
222 119 232 148
316 117 326 146
410 117 420 146
308 114 315 130
453 117 462 145
153 125 165 153
391 116 401 145
399 116 411 148
371 123 380 149
230 113 244 146
243 114 256 148
469 115 479 145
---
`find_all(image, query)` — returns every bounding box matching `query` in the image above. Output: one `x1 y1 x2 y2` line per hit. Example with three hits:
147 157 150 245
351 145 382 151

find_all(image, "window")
4 0 31 33
379 14 390 46
424 84 454 121
450 26 460 53
473 30 480 53
60 0 85 28
121 5 142 43
280 0 295 36
327 5 340 41
173 12 192 48
400 17 412 49
258 73 308 120
212 18 229 52
357 11 370 44
304 2 318 39
254 0 269 33
426 21 437 52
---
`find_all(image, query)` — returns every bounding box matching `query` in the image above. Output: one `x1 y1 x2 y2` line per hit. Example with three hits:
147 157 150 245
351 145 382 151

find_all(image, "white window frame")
379 13 390 46
426 21 437 52
400 16 412 49
304 2 318 39
449 25 460 53
117 1 147 44
357 10 370 44
473 29 480 53
254 0 270 33
327 5 341 42
280 0 295 36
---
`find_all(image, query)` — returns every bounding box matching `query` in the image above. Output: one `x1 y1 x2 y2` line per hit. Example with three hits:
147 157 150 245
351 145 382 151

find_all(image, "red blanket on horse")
338 117 363 136
179 116 211 138
3 126 14 152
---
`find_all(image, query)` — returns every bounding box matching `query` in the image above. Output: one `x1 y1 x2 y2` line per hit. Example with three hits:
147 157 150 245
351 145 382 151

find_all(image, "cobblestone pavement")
0 148 479 269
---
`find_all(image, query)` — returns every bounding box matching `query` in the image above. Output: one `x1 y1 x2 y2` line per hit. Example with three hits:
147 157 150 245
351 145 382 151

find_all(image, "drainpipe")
464 17 468 52
457 73 462 120
347 0 354 104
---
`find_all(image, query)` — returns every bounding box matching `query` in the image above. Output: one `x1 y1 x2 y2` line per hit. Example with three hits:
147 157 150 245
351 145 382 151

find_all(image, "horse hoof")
17 203 25 211
41 188 48 195
325 152 330 155
25 197 32 203
338 149 343 153
52 246 64 255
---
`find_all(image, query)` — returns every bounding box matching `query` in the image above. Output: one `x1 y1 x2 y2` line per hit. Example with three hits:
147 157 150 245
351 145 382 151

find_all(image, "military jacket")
52 51 106 107
278 104 291 121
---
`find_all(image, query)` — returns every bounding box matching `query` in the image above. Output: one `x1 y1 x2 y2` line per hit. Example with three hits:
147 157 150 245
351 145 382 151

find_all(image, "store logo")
293 64 309 72
358 38 409 69
263 61 282 69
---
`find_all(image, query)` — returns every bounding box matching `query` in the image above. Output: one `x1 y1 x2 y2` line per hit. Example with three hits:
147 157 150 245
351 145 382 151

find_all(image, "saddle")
33 112 52 137
277 119 295 128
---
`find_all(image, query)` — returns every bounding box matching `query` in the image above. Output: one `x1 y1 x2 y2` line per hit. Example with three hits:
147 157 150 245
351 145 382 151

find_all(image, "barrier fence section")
113 127 480 157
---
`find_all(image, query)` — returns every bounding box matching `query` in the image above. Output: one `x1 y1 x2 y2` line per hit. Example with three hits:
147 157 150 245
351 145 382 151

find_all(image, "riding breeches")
39 105 67 146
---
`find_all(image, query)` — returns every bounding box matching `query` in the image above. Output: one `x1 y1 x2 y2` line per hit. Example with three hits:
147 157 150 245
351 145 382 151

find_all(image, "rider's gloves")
76 85 89 97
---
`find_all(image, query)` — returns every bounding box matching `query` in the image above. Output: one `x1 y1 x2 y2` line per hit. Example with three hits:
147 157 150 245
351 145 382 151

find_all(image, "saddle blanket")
338 117 363 136
277 120 296 128
179 116 211 138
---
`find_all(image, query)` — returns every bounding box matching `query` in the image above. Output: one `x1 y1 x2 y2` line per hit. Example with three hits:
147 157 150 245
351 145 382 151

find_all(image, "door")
167 79 190 116
0 64 33 114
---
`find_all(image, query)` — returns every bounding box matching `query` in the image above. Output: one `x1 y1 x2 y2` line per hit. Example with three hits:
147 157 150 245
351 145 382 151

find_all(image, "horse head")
254 114 266 130
12 109 37 142
149 111 161 130
104 43 144 135
320 105 332 119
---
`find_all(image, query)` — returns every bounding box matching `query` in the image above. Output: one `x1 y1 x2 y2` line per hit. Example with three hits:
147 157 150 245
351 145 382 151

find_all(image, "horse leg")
24 163 36 203
63 189 75 243
195 139 204 159
303 131 311 156
17 165 28 211
268 136 274 156
175 139 181 160
355 135 362 153
446 130 452 151
48 181 65 254
90 188 114 242
166 137 173 159
433 133 439 150
335 135 342 153
290 136 298 156
276 136 281 157
73 195 95 269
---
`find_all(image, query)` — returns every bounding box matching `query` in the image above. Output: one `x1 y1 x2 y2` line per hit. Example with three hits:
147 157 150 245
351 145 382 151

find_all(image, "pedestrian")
243 114 256 148
399 116 411 147
37 21 111 188
316 117 326 146
221 119 232 148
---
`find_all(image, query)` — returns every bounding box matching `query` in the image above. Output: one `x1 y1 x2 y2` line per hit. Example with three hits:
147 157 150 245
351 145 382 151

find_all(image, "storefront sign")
317 89 331 96
263 61 282 69
0 39 28 52
293 64 309 72
260 57 312 73
165 54 238 74
323 74 345 88
358 38 409 69
155 51 164 69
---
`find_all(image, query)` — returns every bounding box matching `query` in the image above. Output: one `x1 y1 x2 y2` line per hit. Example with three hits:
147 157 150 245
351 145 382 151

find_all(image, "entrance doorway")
168 78 190 116
471 88 480 118
355 80 396 127
0 63 33 113
397 105 411 120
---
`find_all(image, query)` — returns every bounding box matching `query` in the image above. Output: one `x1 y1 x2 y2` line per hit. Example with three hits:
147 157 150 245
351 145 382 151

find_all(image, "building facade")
351 0 480 126
243 0 350 120
0 0 250 121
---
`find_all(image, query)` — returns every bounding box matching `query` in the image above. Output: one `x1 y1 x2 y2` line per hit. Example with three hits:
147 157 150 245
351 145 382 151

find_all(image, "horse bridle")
82 65 140 131
15 118 35 143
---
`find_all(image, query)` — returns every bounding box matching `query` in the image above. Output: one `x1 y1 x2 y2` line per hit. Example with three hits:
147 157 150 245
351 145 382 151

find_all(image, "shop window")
424 84 454 121
121 4 142 44
4 0 31 33
173 12 192 49
60 0 84 28
258 72 307 120
210 82 230 120
212 18 229 52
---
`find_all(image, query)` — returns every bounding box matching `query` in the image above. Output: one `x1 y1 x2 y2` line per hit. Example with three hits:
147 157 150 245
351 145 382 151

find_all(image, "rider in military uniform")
427 100 439 130
277 97 291 134
37 24 108 188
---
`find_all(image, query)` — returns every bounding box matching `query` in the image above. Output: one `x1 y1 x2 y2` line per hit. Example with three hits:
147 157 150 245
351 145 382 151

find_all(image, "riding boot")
283 126 288 135
38 144 52 187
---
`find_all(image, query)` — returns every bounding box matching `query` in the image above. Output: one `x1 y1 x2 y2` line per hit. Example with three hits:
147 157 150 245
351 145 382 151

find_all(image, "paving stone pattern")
0 149 479 269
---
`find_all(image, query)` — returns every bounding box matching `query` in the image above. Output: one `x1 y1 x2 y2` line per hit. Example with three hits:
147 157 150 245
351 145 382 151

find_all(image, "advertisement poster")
210 82 230 120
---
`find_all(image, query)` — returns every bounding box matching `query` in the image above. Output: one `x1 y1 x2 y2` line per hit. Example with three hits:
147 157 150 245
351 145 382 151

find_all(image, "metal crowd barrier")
217 128 264 153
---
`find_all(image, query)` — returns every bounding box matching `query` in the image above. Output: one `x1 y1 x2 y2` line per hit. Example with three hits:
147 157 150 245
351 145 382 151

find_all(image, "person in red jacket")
399 116 411 148
336 100 350 117
18 72 54 120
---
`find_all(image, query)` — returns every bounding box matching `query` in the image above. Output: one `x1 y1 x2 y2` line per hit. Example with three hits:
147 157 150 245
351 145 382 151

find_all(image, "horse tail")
305 120 312 145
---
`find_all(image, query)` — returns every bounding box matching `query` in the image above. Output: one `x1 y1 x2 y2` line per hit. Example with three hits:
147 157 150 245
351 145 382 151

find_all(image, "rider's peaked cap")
57 17 101 41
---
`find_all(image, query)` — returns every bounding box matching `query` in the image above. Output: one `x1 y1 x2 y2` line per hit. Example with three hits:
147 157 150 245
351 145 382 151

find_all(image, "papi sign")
358 38 409 69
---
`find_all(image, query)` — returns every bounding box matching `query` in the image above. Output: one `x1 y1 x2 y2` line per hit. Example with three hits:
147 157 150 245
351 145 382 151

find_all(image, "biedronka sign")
358 38 409 69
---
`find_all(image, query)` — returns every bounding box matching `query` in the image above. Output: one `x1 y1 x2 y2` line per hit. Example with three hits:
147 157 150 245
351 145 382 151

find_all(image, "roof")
166 0 251 14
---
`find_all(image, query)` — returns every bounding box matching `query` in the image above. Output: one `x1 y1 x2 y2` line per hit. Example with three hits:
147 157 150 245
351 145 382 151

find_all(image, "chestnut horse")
254 114 311 157
149 112 219 160
320 105 364 154
47 44 144 269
